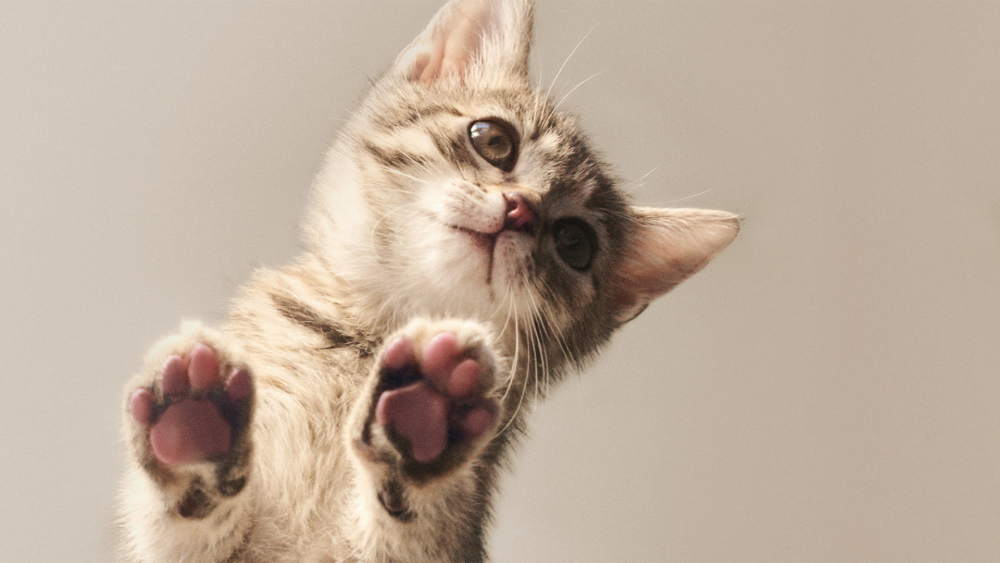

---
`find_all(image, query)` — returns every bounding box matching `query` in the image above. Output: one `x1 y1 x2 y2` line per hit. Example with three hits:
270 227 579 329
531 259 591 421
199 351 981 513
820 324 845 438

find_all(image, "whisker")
494 285 515 341
525 301 540 405
620 167 659 192
538 279 575 360
379 165 432 186
496 277 534 437
535 296 559 396
500 294 521 403
523 288 548 401
553 71 603 111
665 188 713 205
546 25 597 102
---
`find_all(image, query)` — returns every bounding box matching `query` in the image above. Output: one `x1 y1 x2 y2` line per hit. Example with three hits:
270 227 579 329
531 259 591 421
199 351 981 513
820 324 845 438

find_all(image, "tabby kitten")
118 0 739 561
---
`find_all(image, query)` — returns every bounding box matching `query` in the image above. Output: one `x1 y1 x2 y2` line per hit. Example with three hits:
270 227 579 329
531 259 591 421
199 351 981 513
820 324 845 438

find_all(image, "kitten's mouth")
448 225 498 256
448 225 500 284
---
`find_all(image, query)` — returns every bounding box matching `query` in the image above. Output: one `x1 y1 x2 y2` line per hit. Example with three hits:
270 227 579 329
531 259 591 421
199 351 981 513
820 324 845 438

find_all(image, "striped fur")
118 1 739 561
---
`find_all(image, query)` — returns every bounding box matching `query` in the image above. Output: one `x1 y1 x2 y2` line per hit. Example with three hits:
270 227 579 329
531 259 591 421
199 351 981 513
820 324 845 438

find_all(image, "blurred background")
2 1 999 561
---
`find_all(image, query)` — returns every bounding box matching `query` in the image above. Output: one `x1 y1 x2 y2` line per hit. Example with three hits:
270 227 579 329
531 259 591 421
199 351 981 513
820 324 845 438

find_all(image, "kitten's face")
357 83 627 344
313 0 738 364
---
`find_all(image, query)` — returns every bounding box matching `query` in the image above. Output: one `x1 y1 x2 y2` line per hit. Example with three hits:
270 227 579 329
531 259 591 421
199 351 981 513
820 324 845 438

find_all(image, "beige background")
3 1 1000 561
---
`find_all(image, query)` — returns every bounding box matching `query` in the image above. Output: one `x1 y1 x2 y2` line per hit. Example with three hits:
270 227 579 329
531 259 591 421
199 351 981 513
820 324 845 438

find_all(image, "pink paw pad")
375 333 497 464
129 344 251 466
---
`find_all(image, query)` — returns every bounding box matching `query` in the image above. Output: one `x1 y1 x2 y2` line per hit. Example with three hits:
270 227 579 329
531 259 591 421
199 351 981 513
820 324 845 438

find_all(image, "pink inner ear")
411 0 493 83
393 0 542 86
612 208 740 322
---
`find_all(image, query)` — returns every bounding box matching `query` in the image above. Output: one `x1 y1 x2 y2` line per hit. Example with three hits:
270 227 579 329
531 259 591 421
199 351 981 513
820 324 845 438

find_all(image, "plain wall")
2 1 999 561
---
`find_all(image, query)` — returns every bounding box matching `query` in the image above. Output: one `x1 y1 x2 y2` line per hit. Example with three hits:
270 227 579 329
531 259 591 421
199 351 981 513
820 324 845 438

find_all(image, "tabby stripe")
374 104 463 130
584 174 622 212
363 141 429 169
433 132 479 169
269 293 369 354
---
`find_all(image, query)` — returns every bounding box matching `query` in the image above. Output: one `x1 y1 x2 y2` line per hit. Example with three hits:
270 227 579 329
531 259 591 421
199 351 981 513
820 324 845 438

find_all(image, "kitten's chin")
396 225 497 320
442 227 531 305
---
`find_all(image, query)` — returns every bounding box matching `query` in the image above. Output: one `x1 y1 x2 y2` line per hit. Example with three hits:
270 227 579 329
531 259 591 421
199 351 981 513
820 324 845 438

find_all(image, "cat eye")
552 218 596 271
468 119 519 172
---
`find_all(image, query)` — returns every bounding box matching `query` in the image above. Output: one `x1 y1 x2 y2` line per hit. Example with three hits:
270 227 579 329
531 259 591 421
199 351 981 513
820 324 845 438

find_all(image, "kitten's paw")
129 343 252 466
360 320 502 478
125 328 255 515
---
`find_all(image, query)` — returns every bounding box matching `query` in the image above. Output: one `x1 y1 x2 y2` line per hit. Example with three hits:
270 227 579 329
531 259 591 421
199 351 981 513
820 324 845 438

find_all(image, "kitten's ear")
612 207 740 324
391 0 534 85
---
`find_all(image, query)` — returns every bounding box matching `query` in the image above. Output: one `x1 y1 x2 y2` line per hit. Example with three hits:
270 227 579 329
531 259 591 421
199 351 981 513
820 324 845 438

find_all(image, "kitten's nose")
503 192 537 233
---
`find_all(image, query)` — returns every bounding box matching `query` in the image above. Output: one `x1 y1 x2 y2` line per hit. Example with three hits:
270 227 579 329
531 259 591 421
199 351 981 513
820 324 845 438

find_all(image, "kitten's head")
310 0 738 367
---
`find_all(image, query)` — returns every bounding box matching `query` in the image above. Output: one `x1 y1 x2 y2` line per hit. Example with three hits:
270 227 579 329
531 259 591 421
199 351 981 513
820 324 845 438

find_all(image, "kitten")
118 0 739 561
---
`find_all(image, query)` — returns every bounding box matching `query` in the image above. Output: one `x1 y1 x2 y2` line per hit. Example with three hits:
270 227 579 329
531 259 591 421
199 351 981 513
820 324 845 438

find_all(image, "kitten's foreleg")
345 318 504 562
119 322 255 563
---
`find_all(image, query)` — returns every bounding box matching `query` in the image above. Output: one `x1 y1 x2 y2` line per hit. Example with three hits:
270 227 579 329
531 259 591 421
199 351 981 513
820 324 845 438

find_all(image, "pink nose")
503 192 537 233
